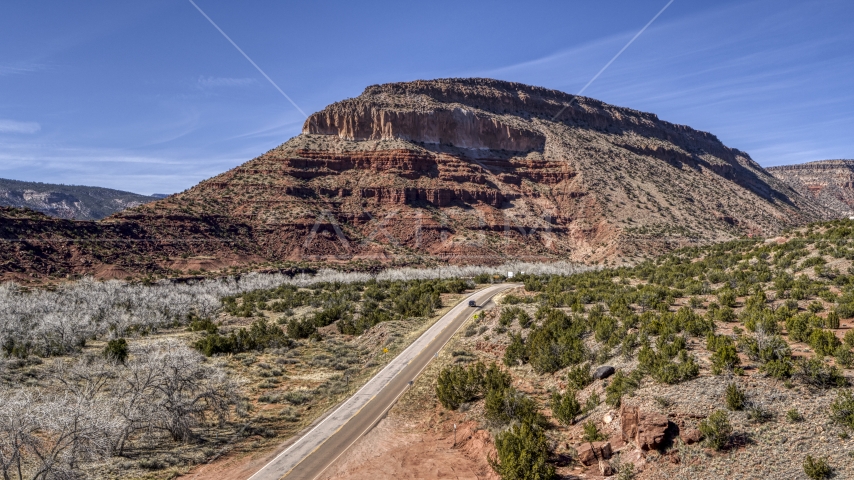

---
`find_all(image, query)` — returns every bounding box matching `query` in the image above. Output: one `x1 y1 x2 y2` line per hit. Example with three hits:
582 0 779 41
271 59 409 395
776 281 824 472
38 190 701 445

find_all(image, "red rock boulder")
681 428 704 445
576 441 612 466
620 405 669 450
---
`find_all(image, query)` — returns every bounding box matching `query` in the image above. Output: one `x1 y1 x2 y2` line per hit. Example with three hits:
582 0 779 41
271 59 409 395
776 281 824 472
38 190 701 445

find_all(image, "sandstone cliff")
0 78 831 280
768 160 854 217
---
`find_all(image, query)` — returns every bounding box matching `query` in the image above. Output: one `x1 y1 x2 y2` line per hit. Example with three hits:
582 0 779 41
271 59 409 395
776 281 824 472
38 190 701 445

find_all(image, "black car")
468 300 477 307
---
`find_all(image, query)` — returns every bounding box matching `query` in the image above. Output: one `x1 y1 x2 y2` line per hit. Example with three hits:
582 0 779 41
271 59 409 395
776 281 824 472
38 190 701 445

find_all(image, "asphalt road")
247 283 518 480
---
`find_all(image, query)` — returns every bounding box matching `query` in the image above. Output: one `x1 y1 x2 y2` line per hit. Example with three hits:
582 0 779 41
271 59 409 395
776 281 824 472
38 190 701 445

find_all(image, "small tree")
503 333 527 367
808 329 841 357
830 389 854 429
550 388 581 425
485 387 543 427
566 363 593 390
133 339 239 442
795 357 846 388
711 343 740 375
826 310 840 329
582 420 607 442
103 338 129 364
698 410 732 450
435 362 485 410
834 345 854 368
725 383 745 411
803 455 832 479
484 363 512 393
489 422 555 480
717 289 736 308
605 370 641 407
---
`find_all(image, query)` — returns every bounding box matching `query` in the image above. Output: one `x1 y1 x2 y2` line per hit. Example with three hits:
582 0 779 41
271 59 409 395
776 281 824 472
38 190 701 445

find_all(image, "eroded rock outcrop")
621 405 669 450
305 105 546 152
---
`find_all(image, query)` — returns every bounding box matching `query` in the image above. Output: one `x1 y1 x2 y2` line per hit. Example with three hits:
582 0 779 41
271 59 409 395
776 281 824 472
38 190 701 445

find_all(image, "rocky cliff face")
0 78 831 280
768 160 854 217
306 103 546 152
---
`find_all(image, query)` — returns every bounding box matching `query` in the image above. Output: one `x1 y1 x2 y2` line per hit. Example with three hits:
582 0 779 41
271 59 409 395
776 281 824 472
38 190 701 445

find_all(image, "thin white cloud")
0 63 47 76
0 119 41 134
197 76 256 88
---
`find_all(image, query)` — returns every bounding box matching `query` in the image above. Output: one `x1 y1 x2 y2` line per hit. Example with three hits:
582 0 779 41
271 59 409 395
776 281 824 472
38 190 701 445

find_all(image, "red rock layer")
305 106 546 152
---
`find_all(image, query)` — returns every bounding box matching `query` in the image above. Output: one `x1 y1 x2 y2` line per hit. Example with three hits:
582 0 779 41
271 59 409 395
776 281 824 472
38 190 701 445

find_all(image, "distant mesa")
768 160 854 217
0 78 837 281
150 194 171 199
0 178 159 221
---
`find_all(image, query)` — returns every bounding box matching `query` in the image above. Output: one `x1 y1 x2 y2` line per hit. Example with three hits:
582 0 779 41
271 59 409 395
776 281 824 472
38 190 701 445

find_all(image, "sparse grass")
787 408 803 422
746 402 774 423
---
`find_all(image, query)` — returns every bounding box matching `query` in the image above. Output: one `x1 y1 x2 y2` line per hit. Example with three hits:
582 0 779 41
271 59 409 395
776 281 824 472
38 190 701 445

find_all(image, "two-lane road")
248 283 518 480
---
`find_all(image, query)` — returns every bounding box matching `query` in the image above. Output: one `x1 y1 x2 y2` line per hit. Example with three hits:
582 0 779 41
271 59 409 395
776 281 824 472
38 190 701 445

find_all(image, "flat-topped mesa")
303 79 561 152
768 159 854 173
156 78 829 264
768 160 854 190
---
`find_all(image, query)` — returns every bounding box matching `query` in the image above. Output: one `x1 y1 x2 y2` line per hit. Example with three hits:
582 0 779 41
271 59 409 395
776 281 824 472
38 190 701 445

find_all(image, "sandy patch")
318 415 498 480
94 265 133 280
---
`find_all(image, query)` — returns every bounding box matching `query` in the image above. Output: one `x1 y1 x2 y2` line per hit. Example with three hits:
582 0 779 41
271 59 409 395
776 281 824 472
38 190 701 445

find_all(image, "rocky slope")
768 160 854 217
0 206 259 281
0 79 831 280
0 178 160 220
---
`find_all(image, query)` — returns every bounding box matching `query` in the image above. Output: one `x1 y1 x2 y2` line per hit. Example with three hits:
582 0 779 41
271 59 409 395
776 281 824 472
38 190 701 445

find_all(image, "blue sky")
1 0 852 195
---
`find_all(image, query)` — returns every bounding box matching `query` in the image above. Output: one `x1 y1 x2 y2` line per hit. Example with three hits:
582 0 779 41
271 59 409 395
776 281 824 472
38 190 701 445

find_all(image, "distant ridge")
768 160 854 217
0 178 159 220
